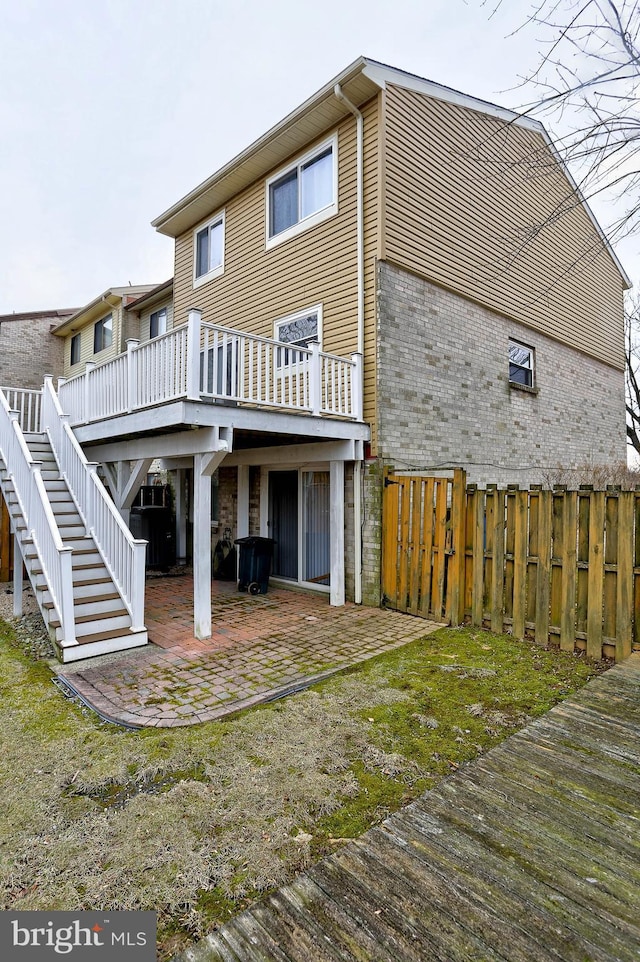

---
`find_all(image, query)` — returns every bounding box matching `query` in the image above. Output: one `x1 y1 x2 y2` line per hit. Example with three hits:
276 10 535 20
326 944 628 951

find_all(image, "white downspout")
334 84 364 355
334 83 364 604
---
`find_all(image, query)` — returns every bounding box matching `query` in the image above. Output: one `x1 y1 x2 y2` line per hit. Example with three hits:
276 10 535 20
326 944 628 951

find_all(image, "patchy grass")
0 618 606 960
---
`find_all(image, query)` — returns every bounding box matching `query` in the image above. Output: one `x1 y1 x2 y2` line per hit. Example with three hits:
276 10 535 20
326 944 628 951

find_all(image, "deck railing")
41 378 146 631
0 386 76 644
57 311 363 426
0 388 42 434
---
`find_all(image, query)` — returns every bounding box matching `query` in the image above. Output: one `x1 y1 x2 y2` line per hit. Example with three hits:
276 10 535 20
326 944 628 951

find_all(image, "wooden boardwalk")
180 655 640 962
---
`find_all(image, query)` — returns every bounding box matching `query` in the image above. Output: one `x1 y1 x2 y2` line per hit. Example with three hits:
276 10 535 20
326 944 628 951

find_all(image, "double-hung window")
150 307 167 339
93 313 113 354
194 211 225 286
266 136 337 247
509 340 534 387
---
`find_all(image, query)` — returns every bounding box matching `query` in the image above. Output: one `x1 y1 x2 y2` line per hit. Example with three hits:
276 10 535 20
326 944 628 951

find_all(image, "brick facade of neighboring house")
0 309 75 390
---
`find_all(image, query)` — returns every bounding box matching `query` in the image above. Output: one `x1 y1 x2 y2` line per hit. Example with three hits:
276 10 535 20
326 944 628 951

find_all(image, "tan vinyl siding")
173 98 380 439
63 305 123 378
383 85 625 370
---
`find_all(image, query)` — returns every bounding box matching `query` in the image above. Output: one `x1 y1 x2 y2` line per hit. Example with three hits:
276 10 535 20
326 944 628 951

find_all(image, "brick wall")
0 314 65 390
376 262 626 485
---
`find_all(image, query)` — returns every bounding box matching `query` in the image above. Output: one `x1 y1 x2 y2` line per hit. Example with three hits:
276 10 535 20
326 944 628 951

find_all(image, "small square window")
93 314 113 354
150 308 167 339
70 332 81 366
274 306 322 368
509 340 534 387
194 212 225 286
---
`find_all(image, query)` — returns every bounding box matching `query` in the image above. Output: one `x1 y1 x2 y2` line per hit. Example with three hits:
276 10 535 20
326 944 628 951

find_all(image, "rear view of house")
0 57 628 659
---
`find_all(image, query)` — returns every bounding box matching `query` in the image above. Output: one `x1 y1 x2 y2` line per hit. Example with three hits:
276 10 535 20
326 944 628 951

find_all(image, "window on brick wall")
509 340 534 387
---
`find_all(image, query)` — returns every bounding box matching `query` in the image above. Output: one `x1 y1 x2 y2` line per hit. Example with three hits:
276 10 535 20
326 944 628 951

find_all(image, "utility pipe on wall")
334 83 365 606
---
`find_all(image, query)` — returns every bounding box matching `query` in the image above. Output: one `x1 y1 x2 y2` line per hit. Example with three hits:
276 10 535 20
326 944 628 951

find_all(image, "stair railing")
41 378 146 632
0 387 76 645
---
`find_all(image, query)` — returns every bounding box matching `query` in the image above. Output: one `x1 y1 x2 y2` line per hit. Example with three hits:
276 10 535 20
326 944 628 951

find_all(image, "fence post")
83 363 95 424
131 540 147 631
447 468 467 626
186 309 202 400
59 547 77 646
351 352 363 421
126 339 140 413
309 341 322 416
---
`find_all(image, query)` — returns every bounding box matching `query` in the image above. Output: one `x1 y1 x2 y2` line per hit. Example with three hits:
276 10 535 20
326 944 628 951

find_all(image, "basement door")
268 469 330 589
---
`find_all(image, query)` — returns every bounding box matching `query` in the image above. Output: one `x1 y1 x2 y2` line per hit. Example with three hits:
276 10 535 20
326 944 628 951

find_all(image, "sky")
0 0 636 314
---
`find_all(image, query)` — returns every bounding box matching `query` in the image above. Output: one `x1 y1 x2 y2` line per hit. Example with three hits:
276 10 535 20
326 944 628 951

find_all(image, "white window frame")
265 135 338 250
273 304 323 370
509 339 535 388
193 210 225 288
149 307 167 339
93 313 113 355
70 332 81 366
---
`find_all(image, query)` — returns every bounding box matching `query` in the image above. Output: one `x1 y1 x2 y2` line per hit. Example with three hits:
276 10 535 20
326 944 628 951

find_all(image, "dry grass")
0 617 605 959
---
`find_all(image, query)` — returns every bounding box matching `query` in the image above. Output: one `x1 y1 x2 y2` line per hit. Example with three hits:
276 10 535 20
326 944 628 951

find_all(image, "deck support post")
12 531 22 617
173 468 188 565
237 465 249 540
193 443 229 640
330 460 345 606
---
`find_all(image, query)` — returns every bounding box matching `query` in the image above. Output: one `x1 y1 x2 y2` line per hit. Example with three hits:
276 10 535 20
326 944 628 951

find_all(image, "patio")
57 575 440 727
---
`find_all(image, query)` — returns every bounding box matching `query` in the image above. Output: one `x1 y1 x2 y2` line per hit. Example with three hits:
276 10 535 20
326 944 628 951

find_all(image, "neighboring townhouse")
0 308 75 390
52 284 160 378
0 57 629 661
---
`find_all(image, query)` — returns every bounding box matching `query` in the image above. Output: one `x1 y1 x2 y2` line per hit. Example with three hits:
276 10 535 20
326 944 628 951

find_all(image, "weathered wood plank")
535 489 552 646
560 490 577 651
616 491 634 660
381 469 400 609
471 488 484 627
512 489 528 639
419 477 435 619
490 488 505 633
447 468 467 626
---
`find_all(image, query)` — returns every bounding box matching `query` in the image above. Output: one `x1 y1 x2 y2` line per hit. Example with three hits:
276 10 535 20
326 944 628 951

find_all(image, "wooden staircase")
0 433 147 662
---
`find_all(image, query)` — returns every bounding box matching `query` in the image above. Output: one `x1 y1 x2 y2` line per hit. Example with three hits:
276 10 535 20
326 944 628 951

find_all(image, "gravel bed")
0 581 56 660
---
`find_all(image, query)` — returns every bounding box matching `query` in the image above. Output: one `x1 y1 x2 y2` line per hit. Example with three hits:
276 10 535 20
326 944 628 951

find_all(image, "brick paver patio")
57 575 440 727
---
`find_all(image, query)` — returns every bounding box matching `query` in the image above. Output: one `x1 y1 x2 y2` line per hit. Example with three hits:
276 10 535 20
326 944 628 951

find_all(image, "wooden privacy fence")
382 469 638 662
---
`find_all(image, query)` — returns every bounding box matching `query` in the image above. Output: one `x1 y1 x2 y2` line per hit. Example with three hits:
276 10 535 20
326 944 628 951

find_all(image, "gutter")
334 83 364 605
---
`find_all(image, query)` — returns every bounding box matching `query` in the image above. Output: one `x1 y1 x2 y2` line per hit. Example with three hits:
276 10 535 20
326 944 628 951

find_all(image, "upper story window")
194 212 225 287
93 313 113 354
266 136 338 249
274 305 322 367
70 332 81 366
150 307 167 339
509 340 534 387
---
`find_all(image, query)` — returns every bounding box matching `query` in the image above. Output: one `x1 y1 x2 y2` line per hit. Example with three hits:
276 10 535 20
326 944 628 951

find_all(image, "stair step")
43 480 67 492
48 490 75 503
54 613 132 641
58 526 87 540
43 589 122 611
35 567 111 590
58 629 148 662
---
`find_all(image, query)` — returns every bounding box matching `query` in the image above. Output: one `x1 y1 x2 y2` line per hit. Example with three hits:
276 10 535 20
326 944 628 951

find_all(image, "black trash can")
234 536 275 594
130 506 176 569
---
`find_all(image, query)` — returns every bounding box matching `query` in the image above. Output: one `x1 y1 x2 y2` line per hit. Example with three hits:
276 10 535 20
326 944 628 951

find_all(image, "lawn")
0 617 606 960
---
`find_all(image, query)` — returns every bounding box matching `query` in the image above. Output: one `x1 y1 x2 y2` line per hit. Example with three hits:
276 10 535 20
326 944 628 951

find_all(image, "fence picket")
535 490 552 646
560 491 577 652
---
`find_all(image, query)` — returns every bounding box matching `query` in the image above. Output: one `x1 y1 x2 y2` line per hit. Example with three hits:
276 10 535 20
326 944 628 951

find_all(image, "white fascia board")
362 62 545 133
225 439 357 467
